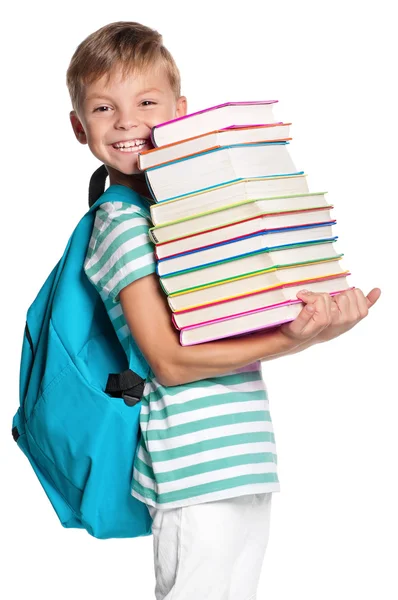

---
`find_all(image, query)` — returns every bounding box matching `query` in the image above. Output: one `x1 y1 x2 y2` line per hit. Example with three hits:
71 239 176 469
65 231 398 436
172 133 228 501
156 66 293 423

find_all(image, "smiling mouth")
112 139 148 153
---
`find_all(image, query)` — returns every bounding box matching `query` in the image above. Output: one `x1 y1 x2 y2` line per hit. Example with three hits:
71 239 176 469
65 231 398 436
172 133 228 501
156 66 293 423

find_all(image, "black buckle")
121 391 141 407
105 369 145 407
12 426 20 442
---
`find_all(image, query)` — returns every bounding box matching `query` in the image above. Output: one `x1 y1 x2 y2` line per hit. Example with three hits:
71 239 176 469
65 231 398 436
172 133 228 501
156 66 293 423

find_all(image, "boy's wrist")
275 328 305 353
276 329 321 358
258 327 303 360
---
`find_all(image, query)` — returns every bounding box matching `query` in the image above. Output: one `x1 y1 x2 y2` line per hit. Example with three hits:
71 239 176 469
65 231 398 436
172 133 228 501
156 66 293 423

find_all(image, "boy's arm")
119 274 332 386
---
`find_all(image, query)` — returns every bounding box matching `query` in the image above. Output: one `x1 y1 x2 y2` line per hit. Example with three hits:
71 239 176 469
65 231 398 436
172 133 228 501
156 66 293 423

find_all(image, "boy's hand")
298 287 381 343
280 287 381 345
280 290 334 343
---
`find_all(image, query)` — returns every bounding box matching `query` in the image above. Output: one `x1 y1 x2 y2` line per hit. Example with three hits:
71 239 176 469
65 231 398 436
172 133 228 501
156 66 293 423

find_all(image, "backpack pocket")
24 321 152 539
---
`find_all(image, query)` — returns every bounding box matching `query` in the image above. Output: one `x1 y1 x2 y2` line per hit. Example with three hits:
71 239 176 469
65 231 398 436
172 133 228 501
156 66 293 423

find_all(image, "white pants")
148 493 272 600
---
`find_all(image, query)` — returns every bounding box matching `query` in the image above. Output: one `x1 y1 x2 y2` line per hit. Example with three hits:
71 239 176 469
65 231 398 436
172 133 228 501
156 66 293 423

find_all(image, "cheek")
148 106 178 127
85 121 108 146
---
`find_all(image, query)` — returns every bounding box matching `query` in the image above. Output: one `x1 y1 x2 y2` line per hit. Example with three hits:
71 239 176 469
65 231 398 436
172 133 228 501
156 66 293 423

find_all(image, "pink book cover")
221 122 282 130
151 100 278 145
178 288 354 346
154 101 278 129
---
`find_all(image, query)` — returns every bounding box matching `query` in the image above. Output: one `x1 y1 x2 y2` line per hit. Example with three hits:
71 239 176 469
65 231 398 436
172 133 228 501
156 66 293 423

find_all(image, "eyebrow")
85 94 113 103
85 88 163 103
138 88 163 95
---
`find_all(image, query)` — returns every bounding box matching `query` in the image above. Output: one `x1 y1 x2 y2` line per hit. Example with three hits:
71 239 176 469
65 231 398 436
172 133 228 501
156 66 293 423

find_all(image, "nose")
115 110 140 130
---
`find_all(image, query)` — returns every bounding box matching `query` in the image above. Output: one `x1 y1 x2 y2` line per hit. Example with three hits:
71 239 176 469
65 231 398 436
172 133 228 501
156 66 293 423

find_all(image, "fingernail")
305 304 315 312
298 289 309 294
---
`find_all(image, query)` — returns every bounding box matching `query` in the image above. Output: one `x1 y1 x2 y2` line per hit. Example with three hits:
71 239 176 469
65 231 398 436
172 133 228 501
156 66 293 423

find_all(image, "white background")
1 0 397 598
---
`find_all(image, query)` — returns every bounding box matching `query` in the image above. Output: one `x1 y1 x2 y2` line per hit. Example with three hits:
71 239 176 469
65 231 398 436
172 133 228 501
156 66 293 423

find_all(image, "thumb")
366 287 381 308
283 298 316 336
295 289 318 306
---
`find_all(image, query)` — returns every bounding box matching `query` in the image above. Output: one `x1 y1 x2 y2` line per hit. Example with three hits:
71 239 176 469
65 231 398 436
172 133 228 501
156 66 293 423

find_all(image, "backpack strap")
87 165 150 215
88 164 108 208
87 166 150 401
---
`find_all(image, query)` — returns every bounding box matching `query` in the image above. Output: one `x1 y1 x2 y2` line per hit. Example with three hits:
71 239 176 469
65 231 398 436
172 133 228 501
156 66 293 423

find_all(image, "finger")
353 288 369 319
297 291 332 326
329 298 340 322
366 287 382 308
344 289 361 321
297 290 330 311
320 292 333 322
284 301 317 337
334 291 350 318
296 289 317 303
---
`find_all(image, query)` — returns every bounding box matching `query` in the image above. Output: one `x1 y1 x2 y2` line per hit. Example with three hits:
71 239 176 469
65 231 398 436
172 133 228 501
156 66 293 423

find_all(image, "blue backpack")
12 166 153 540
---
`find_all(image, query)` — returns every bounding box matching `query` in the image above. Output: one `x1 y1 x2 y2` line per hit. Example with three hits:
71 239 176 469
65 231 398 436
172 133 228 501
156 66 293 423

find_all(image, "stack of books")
138 101 352 346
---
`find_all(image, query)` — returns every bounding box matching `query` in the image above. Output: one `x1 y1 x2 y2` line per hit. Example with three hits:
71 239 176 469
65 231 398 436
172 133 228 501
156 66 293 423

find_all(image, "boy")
67 21 380 600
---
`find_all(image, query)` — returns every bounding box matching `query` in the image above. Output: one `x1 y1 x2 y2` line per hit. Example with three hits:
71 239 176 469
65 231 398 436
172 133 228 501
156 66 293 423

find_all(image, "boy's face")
70 63 187 177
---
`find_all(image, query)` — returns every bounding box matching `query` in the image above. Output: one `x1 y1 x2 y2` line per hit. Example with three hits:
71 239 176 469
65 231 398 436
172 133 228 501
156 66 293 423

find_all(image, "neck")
107 166 153 202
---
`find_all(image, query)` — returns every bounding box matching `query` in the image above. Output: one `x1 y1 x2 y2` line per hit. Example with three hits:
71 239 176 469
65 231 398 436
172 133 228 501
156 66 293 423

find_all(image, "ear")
175 96 188 119
70 111 88 145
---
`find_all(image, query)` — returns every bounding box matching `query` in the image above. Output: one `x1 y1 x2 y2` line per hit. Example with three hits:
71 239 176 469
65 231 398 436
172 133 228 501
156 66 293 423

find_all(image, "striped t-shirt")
84 184 280 509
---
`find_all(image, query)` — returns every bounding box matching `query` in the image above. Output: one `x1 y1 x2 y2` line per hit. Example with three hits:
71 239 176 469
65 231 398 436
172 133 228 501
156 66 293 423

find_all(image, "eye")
94 106 111 112
141 100 156 107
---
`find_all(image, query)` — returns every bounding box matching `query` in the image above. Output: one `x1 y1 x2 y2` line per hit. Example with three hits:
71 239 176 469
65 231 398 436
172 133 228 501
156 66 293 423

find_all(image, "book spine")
150 126 158 148
149 228 159 245
144 169 158 203
171 313 180 330
167 295 176 311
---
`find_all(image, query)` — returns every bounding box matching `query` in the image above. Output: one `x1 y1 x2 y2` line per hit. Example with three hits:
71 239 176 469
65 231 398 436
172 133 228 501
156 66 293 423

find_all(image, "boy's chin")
107 163 143 178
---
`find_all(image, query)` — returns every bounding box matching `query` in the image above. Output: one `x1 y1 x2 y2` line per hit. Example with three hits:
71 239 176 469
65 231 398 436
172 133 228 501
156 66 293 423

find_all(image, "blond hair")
66 21 181 113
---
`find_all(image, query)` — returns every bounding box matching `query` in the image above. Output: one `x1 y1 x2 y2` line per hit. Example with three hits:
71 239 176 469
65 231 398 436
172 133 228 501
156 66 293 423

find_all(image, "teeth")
113 139 146 149
117 146 145 152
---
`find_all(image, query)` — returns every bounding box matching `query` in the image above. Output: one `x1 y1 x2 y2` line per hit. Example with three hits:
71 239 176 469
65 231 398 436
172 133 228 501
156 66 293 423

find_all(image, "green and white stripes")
84 201 156 302
84 196 280 509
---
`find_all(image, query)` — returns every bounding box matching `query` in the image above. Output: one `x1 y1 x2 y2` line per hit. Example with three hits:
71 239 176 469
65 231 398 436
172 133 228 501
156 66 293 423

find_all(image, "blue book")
157 222 337 277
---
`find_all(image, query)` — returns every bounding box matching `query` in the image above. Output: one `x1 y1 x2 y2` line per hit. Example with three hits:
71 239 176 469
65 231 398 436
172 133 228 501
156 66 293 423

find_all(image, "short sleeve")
84 201 156 303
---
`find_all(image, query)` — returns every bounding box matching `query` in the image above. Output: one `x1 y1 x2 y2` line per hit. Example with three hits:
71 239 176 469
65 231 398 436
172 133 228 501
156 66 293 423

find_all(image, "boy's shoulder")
97 184 152 219
85 192 154 270
92 199 152 240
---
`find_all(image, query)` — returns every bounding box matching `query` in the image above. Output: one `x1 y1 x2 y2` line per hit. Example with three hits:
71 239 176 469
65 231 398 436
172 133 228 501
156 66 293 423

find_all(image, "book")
153 202 333 255
145 142 299 202
179 285 352 346
160 240 342 295
157 223 337 277
139 123 291 170
149 174 309 226
151 100 278 147
173 274 351 330
167 259 349 312
146 100 352 346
